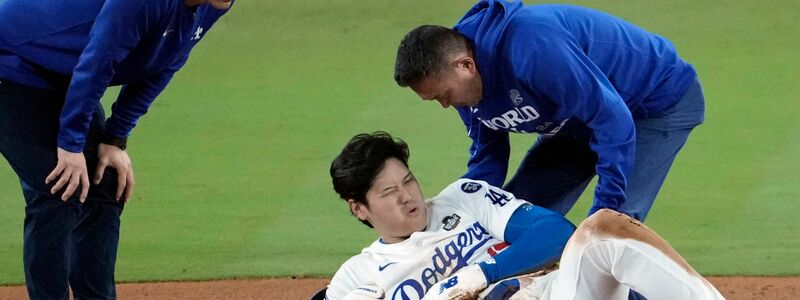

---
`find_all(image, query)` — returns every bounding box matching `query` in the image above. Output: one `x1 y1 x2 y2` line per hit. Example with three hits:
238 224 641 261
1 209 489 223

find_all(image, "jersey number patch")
485 189 510 207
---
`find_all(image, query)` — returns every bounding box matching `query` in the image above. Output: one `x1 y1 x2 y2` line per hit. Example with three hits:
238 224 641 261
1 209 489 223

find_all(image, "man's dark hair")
330 131 410 228
394 25 473 87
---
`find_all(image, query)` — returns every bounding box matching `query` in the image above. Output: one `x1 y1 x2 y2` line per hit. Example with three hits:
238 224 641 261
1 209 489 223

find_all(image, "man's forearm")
478 205 575 283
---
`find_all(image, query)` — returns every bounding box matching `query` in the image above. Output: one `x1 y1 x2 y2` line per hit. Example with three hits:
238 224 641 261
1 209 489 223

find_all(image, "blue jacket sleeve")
477 204 575 283
104 52 190 138
456 106 511 187
510 23 636 216
58 0 165 152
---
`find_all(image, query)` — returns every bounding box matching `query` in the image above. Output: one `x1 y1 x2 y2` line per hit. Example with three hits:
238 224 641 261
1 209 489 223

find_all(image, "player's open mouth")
408 207 418 214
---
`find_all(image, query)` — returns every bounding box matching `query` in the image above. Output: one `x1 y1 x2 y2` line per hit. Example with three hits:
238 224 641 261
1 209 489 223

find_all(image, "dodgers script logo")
390 222 493 300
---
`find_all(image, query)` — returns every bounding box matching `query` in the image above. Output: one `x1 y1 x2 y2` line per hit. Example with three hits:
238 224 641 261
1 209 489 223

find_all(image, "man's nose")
397 186 412 203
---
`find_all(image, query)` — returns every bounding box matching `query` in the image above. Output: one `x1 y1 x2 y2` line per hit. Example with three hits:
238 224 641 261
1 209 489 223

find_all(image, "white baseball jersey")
326 179 526 300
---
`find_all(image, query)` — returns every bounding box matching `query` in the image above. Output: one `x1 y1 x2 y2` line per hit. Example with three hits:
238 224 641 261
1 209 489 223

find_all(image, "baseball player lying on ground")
326 132 724 300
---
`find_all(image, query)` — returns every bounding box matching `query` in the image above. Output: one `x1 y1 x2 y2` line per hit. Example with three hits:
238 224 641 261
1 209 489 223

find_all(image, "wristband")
101 133 127 150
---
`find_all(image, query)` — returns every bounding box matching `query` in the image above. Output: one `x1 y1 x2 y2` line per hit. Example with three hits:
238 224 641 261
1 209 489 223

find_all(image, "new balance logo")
439 276 459 294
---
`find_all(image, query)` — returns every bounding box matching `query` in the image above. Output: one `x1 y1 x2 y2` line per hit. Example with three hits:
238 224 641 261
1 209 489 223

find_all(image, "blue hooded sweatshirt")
453 0 696 214
0 0 231 152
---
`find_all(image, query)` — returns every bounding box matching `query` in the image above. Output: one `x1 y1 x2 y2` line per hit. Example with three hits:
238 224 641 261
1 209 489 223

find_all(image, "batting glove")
343 281 384 300
422 265 488 300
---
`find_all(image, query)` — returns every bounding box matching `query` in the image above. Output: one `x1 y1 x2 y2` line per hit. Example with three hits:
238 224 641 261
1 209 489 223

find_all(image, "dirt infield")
1 276 798 299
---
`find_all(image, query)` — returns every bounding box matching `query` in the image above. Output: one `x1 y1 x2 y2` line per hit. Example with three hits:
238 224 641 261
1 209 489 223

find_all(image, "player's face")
351 158 427 243
411 54 483 109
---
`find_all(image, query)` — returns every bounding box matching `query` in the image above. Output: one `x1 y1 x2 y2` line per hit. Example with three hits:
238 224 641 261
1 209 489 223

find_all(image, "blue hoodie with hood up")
0 0 231 153
453 0 696 215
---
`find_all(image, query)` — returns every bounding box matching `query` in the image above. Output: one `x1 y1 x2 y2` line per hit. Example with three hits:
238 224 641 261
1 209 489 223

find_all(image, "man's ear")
348 199 368 221
452 55 477 75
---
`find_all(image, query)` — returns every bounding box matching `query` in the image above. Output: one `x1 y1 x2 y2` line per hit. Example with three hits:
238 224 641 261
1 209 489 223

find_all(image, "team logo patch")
442 214 461 231
509 89 524 106
461 182 482 193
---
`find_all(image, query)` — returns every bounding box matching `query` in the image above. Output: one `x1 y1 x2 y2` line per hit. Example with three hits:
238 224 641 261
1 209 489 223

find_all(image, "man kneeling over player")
326 132 724 300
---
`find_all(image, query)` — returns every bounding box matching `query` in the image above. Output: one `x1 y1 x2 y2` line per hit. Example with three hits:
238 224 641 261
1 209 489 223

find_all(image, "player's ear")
452 55 476 73
348 199 368 221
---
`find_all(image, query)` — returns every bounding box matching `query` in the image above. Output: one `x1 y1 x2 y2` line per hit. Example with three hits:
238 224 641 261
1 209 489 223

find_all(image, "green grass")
1 0 798 284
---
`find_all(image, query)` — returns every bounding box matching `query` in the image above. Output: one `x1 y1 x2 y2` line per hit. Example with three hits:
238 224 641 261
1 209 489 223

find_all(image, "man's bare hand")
46 147 90 202
94 143 134 202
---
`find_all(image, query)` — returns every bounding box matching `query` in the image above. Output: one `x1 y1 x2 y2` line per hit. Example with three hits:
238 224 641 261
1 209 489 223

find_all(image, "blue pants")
0 79 123 300
504 77 705 222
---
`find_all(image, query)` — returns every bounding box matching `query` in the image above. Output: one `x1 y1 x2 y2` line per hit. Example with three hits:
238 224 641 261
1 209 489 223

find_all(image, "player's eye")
381 188 397 197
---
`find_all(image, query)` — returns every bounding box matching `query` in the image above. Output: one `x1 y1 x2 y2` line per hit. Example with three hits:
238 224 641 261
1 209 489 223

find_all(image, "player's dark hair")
394 25 474 87
330 131 410 228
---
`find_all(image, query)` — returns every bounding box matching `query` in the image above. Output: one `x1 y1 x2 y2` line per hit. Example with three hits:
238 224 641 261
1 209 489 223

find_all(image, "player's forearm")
520 25 636 215
462 161 507 188
463 137 511 187
575 83 636 215
105 76 175 138
59 45 122 152
59 0 161 152
586 120 636 216
478 207 575 283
